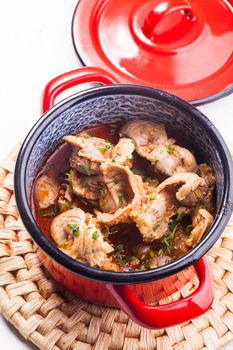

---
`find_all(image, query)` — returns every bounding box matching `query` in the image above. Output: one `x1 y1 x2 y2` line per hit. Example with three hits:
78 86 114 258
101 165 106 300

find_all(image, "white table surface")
0 1 232 349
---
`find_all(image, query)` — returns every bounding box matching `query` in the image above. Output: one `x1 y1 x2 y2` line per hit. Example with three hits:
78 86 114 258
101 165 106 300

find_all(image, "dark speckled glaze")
15 85 233 285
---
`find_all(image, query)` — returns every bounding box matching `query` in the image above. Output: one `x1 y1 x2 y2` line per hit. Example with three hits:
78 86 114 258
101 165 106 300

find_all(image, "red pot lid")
72 0 233 103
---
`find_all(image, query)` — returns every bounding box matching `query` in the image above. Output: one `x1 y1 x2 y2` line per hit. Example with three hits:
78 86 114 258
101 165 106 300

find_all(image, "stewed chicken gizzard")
32 120 215 272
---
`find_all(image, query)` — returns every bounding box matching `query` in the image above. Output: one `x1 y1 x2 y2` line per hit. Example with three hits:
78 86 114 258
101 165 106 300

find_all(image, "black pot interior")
16 85 233 284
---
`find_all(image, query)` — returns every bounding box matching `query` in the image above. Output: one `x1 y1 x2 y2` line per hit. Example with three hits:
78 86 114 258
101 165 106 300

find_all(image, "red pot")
14 67 233 329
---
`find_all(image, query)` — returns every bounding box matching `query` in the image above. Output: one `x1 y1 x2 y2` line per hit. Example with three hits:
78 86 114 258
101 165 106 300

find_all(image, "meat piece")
34 174 59 209
143 178 159 197
130 192 175 241
121 120 168 157
186 208 213 247
149 144 197 176
57 183 73 212
70 169 105 200
120 120 197 176
65 135 134 175
198 163 216 189
50 208 113 267
70 154 102 175
156 172 207 206
130 172 204 242
51 208 86 245
111 138 135 167
64 135 113 163
96 164 145 225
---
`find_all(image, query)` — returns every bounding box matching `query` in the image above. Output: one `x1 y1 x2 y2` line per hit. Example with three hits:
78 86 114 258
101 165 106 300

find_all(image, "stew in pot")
32 120 216 272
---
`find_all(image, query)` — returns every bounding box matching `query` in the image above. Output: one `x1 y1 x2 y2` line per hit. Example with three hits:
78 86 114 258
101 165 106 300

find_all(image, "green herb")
148 194 156 200
131 139 136 146
127 255 137 261
99 186 107 196
151 159 158 165
176 207 185 222
157 249 163 256
163 224 177 253
131 168 145 176
99 197 106 208
118 257 126 266
85 132 92 138
67 223 80 237
65 171 72 185
201 202 213 212
100 142 112 152
92 231 99 240
59 201 72 212
113 176 120 184
40 206 56 217
185 224 193 235
126 155 134 161
153 223 160 231
167 146 174 154
78 163 91 175
61 242 68 248
149 251 155 257
118 193 126 206
139 264 146 271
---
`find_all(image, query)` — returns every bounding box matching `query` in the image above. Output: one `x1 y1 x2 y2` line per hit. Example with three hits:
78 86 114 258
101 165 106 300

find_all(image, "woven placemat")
0 143 233 350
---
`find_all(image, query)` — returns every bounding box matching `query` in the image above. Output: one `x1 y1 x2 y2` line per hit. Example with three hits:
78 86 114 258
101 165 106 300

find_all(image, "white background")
0 1 232 349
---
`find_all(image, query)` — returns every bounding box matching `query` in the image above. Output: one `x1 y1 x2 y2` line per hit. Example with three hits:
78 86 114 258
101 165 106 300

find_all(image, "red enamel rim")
72 0 233 104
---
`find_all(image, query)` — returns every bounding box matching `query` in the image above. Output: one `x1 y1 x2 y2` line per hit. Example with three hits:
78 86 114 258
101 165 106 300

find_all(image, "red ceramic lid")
72 0 233 103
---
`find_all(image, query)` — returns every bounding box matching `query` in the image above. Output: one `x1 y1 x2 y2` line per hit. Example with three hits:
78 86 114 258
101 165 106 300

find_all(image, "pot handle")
107 256 214 329
41 67 119 114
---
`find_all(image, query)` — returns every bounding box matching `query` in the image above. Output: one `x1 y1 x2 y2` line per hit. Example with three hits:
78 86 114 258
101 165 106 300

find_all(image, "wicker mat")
0 143 233 350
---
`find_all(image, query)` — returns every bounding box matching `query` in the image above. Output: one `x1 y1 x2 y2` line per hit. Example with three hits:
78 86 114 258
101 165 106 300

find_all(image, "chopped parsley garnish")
148 194 156 200
167 146 174 154
163 209 186 251
78 163 91 175
176 207 185 222
99 197 107 208
100 142 112 152
131 139 136 146
92 231 99 240
185 224 193 235
126 155 134 161
99 186 107 196
118 258 126 266
113 245 127 266
67 223 80 237
153 223 160 231
151 159 158 165
85 132 91 138
163 222 177 252
118 193 126 206
40 206 57 217
59 201 72 212
65 171 72 185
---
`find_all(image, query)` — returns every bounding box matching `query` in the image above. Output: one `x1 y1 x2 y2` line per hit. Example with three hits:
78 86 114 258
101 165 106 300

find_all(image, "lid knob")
141 0 196 44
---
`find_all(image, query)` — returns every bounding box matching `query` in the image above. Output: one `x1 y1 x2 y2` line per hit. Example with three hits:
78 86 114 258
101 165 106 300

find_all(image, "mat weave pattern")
0 143 233 350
